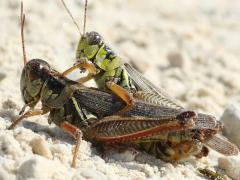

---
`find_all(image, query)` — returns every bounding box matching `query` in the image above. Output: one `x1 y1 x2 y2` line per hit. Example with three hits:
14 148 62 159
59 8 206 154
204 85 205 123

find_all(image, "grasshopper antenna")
83 0 88 35
21 1 27 65
60 0 82 36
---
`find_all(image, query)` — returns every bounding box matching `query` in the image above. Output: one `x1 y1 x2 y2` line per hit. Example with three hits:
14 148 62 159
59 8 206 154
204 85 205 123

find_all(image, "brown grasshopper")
70 85 238 161
9 2 238 169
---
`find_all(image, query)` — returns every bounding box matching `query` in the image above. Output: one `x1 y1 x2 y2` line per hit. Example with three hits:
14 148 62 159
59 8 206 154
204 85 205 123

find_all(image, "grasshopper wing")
125 63 221 130
88 111 196 144
205 134 239 155
124 63 183 109
195 113 219 130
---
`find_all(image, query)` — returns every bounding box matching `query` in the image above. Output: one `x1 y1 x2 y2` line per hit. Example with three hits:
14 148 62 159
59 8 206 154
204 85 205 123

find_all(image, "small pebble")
167 50 191 70
80 168 107 180
167 51 184 67
2 99 18 110
17 156 69 179
0 168 15 180
0 134 23 159
219 156 240 180
221 103 240 147
30 137 52 159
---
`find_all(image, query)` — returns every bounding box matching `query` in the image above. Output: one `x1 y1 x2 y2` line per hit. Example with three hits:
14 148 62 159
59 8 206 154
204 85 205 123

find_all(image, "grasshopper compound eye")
24 59 51 81
85 31 102 45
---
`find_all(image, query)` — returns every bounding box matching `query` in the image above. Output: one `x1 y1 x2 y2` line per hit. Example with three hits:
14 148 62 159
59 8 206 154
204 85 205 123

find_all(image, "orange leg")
106 81 134 115
62 58 97 77
8 108 49 130
76 73 94 84
60 121 82 168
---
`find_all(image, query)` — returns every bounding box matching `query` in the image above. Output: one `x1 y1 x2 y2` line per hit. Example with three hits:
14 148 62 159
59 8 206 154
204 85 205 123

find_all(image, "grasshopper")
10 2 238 169
60 0 183 115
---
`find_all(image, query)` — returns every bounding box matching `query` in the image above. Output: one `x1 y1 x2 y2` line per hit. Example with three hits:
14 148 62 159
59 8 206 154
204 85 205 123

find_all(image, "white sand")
0 0 240 179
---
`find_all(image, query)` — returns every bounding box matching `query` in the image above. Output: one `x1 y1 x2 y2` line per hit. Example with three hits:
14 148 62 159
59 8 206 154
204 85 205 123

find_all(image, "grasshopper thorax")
20 59 51 107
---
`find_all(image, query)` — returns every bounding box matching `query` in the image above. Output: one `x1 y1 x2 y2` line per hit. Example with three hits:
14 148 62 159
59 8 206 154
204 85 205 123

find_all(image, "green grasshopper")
10 2 238 169
60 0 183 115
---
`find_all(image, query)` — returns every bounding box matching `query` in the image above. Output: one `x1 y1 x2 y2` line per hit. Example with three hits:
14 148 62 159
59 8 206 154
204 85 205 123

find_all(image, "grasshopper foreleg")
62 58 97 77
8 107 49 130
60 121 83 168
77 73 94 84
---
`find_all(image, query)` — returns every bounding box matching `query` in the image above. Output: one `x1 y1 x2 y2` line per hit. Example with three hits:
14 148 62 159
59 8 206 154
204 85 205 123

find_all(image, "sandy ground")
0 0 240 179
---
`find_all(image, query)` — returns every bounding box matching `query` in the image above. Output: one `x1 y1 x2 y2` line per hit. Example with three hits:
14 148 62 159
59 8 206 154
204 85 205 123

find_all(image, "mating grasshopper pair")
9 2 239 169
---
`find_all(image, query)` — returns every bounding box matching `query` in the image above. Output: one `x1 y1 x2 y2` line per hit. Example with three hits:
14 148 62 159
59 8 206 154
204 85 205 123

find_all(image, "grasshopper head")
76 31 103 61
20 59 51 108
76 31 121 72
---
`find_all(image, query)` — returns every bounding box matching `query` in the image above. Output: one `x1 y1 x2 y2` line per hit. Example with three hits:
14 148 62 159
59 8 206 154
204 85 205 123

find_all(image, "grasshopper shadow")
22 121 75 145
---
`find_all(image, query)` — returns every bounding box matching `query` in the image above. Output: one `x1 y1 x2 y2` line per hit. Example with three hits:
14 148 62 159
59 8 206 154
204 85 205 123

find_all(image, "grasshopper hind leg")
60 121 83 168
106 81 135 115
